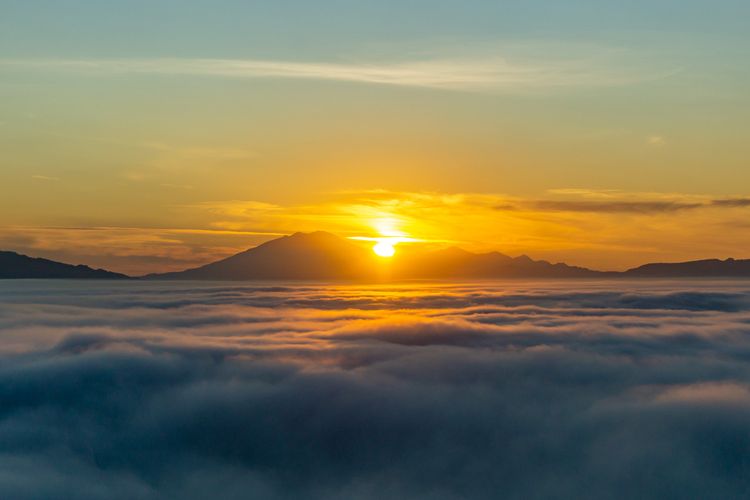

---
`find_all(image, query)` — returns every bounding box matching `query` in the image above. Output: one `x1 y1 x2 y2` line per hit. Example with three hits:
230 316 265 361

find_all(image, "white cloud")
0 281 749 498
648 135 667 146
0 53 675 92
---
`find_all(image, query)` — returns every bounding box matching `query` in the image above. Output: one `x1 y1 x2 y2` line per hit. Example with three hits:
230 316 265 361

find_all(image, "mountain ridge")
0 251 129 279
141 232 750 281
625 258 750 277
2 232 750 280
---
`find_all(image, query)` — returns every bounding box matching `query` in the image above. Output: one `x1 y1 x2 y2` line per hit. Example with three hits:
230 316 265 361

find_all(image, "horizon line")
2 230 748 279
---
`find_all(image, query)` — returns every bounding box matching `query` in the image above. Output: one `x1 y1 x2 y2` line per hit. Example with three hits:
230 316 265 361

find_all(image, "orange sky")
1 2 749 274
2 189 749 275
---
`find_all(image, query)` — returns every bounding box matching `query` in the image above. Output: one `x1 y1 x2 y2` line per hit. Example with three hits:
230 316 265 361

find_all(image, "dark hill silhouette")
624 258 750 277
146 231 602 281
4 233 750 281
0 251 128 279
147 231 374 280
387 246 600 279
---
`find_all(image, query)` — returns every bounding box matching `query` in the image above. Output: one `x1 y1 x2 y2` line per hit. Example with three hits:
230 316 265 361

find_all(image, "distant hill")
145 231 602 281
5 233 750 281
145 231 378 280
624 258 750 278
0 251 128 279
390 246 601 279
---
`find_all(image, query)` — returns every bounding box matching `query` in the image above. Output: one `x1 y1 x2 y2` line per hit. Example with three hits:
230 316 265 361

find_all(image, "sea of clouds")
2 280 750 499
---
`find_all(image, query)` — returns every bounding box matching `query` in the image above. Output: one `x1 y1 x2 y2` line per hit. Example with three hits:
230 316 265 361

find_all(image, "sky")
1 0 749 274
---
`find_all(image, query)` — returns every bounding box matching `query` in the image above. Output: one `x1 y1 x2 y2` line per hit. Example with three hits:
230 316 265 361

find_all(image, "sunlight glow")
348 215 424 258
373 217 405 238
373 240 396 257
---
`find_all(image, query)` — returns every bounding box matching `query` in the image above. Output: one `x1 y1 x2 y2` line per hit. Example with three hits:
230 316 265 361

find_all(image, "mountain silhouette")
377 245 601 279
4 233 750 280
147 231 375 280
0 251 128 279
145 231 601 280
624 258 750 277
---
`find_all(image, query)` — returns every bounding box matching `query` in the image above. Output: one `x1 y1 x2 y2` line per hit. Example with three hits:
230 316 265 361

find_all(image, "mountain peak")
432 246 474 258
257 231 355 252
149 231 368 280
286 230 342 243
7 231 743 281
144 232 608 280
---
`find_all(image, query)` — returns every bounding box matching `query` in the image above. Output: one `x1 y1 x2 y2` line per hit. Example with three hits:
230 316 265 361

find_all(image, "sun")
373 240 396 258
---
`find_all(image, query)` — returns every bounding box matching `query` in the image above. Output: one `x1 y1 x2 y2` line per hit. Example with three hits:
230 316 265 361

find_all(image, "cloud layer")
0 49 671 92
2 280 750 498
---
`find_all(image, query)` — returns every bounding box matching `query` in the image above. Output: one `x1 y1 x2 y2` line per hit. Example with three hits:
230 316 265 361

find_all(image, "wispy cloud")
0 54 676 91
525 200 704 214
648 135 667 146
520 192 750 214
711 198 750 208
31 174 59 181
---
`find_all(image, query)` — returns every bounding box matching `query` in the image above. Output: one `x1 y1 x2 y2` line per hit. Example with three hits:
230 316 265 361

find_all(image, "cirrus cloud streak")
0 53 674 92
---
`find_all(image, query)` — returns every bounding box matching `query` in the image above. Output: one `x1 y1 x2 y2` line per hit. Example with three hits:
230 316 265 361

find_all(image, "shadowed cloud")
529 200 704 214
1 281 750 498
498 198 750 214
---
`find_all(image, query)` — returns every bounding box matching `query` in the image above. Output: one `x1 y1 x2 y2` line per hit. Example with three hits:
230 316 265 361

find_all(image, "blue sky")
3 0 748 59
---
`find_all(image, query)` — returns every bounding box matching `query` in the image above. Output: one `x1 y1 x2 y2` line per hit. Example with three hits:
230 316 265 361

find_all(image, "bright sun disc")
373 241 396 258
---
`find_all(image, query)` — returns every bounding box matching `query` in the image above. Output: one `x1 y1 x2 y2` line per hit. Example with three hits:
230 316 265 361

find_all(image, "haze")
1 1 750 274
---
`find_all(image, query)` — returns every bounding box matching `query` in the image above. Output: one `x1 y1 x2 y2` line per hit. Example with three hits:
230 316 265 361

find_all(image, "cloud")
0 53 672 92
711 198 750 208
528 200 704 214
2 281 750 498
647 135 666 146
497 191 750 214
31 175 59 181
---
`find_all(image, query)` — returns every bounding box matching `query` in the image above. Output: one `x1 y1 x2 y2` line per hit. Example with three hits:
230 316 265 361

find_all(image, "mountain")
5 234 750 281
390 246 600 279
0 251 128 279
624 258 750 278
146 231 601 281
146 231 375 280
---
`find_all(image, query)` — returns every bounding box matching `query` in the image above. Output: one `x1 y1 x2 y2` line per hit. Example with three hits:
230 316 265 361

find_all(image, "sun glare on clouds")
350 215 420 257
